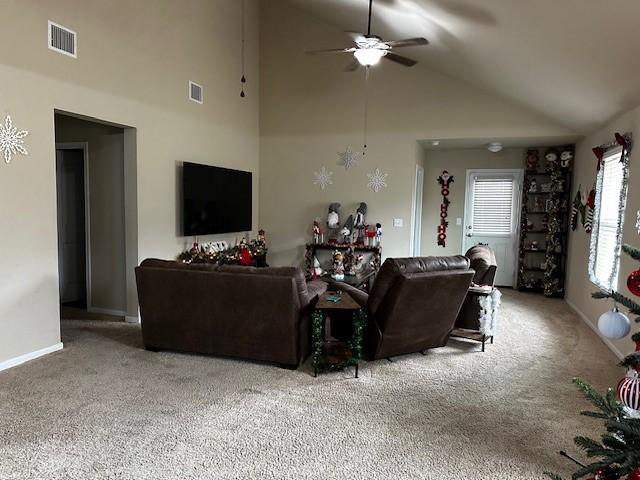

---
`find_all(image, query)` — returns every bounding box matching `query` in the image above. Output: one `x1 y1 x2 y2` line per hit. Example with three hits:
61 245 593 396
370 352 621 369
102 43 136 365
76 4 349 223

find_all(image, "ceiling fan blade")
344 59 361 72
383 52 417 67
306 47 356 55
385 37 429 48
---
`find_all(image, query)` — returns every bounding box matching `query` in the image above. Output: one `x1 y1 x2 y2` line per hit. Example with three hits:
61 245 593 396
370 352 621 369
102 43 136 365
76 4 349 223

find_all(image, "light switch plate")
456 218 462 226
393 218 403 227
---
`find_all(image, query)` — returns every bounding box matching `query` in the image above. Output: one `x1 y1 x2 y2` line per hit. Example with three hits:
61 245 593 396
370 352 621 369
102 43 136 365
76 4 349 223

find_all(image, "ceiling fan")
306 0 429 70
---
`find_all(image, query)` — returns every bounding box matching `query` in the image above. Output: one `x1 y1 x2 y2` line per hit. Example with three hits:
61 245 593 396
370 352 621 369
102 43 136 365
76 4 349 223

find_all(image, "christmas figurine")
526 149 539 171
375 223 383 246
312 219 322 244
331 250 345 281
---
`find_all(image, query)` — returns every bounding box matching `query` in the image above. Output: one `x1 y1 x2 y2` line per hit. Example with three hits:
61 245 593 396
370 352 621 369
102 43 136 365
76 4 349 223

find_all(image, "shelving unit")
517 147 573 297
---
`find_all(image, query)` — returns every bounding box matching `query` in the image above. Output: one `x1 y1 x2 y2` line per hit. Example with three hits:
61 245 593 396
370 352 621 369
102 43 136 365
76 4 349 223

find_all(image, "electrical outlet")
393 218 403 227
456 218 462 226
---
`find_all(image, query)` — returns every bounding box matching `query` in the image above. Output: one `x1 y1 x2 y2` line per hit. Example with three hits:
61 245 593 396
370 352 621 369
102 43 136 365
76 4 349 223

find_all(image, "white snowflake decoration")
0 115 29 164
337 147 360 170
313 166 333 190
367 168 388 193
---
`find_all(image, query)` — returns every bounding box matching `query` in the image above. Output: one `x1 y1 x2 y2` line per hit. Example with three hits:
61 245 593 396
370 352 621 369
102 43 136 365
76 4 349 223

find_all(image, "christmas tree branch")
592 290 640 316
619 352 640 370
622 243 640 262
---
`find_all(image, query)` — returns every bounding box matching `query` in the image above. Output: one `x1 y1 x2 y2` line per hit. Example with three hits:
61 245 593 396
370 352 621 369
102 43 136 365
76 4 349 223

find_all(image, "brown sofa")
333 256 474 360
135 259 327 368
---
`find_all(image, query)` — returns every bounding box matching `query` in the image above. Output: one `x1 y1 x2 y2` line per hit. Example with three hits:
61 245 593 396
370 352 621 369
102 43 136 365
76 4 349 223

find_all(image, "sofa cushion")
464 245 497 285
367 256 470 315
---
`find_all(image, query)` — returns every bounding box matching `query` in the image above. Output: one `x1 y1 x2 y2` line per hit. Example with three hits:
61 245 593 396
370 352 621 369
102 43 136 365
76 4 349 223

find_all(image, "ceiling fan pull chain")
240 0 246 98
363 66 370 155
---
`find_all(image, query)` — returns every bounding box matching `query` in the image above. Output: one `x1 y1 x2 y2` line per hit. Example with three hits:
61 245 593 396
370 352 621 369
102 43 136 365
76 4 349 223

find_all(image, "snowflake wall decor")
636 210 640 235
367 168 388 193
0 115 29 164
337 147 360 170
313 166 334 190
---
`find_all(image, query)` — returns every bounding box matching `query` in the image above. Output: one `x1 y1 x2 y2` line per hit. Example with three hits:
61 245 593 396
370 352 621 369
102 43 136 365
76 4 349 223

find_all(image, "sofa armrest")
301 279 328 308
331 282 369 309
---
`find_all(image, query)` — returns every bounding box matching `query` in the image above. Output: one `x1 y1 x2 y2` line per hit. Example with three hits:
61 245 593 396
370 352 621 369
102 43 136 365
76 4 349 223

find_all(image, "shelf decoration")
0 114 29 164
337 147 360 170
518 146 573 296
178 232 267 266
436 170 453 247
366 168 387 193
313 166 334 190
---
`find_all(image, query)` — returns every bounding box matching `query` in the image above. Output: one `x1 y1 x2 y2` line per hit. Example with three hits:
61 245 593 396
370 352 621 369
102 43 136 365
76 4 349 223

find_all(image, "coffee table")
311 291 367 378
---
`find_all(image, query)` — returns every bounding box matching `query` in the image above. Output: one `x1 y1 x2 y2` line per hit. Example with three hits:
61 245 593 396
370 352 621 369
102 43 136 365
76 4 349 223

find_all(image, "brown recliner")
333 256 474 360
135 259 327 368
455 245 498 332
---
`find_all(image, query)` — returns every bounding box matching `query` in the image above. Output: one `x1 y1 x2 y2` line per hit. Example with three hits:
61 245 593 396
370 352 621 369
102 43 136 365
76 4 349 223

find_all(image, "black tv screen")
182 162 252 236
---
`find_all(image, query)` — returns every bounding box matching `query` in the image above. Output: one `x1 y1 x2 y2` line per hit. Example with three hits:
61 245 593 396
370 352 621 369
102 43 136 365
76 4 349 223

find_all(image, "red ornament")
627 269 640 297
239 246 252 266
617 373 640 410
628 468 640 480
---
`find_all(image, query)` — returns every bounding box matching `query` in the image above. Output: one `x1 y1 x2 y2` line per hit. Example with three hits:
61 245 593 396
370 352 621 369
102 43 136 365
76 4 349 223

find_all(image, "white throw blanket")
478 288 502 337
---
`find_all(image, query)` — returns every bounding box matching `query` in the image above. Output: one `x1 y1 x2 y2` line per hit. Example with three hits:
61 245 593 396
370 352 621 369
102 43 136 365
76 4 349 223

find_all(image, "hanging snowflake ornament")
0 115 29 164
313 166 333 190
367 168 388 193
337 147 360 170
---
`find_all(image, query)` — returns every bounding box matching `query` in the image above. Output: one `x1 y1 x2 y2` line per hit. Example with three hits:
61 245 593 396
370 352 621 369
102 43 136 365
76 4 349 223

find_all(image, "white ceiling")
286 0 640 134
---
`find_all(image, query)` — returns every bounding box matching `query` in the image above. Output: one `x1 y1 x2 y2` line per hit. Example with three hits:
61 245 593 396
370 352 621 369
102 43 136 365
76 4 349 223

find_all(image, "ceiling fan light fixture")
354 48 386 66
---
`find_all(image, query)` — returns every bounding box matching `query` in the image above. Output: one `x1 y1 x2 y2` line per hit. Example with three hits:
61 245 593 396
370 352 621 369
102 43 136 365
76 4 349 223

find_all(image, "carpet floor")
0 290 623 479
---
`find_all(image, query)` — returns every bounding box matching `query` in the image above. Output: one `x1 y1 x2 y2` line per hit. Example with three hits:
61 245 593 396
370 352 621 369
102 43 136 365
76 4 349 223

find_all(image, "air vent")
48 21 76 58
189 81 203 104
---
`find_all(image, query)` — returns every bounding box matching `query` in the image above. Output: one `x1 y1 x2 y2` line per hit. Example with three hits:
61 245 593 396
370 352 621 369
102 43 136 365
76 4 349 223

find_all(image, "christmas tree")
545 244 640 480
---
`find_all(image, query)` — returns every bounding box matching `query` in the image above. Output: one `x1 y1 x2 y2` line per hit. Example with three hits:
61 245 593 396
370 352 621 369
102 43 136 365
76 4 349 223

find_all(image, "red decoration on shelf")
436 170 454 247
239 246 252 266
627 269 640 297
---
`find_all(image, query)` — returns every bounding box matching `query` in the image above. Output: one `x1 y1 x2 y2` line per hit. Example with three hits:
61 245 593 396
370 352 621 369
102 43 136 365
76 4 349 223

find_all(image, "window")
589 146 629 291
471 176 515 235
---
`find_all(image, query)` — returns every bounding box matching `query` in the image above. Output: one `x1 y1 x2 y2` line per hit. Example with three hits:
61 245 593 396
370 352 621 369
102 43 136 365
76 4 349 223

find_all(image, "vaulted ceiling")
286 0 640 134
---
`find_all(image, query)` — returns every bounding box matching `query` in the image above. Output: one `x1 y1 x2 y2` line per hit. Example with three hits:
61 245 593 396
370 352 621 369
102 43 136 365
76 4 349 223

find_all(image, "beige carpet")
0 290 623 479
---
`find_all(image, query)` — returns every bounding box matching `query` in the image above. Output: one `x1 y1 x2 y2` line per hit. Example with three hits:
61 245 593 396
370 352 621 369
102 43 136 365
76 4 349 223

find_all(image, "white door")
463 169 522 287
56 148 87 304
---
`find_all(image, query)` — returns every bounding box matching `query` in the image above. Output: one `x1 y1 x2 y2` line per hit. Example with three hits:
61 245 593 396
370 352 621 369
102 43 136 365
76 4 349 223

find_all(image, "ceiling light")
431 140 440 146
354 48 386 66
487 142 503 153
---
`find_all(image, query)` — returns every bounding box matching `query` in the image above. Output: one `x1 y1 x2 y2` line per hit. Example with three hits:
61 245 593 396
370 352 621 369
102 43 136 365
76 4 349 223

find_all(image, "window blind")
593 149 625 290
471 177 514 235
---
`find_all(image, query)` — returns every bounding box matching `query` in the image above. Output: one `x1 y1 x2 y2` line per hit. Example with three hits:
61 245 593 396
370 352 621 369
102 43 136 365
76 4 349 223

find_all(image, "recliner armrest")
331 282 369 309
302 279 328 308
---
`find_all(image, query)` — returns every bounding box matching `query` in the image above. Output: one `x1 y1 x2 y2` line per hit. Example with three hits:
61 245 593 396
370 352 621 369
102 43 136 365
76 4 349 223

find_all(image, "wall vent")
48 21 77 58
189 81 203 104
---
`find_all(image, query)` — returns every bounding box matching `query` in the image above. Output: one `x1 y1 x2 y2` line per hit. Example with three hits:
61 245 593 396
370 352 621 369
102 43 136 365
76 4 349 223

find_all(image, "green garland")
177 240 267 265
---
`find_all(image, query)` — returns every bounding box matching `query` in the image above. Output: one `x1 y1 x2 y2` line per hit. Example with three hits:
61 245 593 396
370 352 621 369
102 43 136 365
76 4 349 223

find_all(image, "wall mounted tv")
182 162 252 236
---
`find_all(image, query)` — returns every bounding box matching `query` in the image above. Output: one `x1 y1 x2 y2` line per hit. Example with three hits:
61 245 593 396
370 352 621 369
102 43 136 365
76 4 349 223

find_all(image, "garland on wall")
436 170 453 247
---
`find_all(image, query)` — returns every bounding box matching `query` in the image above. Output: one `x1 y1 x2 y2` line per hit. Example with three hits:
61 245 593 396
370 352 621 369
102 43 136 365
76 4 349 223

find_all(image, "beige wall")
258 1 574 267
566 106 640 357
0 0 260 365
55 115 127 313
421 147 525 256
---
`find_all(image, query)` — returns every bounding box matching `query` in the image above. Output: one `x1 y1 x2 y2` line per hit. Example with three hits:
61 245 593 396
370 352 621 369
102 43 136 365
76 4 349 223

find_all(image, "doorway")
411 165 424 256
463 169 523 287
56 144 89 308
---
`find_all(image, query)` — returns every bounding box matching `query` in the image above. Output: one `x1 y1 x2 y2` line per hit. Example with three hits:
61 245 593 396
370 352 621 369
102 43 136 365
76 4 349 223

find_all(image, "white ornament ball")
597 309 631 339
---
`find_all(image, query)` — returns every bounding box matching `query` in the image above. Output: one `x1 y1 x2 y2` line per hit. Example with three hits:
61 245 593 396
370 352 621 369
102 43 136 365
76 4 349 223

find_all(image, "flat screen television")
182 162 252 236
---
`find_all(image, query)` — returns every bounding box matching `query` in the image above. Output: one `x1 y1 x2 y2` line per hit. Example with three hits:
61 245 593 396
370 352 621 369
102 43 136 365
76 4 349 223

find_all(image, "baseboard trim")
125 315 140 324
88 307 126 317
0 342 64 373
565 299 624 360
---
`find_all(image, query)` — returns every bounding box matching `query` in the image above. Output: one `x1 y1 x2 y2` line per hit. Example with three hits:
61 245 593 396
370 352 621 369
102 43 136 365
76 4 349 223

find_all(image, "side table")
311 291 367 378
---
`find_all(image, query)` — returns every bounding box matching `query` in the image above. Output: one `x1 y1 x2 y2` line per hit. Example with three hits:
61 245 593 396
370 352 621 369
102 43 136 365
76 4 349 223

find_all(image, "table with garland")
311 291 367 378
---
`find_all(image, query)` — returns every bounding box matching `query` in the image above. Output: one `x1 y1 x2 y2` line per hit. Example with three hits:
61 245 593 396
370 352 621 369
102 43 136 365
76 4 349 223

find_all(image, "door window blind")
471 177 514 235
592 148 626 290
